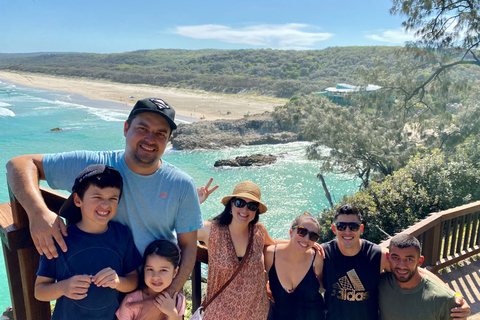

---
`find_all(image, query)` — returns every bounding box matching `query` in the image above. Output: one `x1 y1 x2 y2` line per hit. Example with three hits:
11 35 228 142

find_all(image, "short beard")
393 268 416 283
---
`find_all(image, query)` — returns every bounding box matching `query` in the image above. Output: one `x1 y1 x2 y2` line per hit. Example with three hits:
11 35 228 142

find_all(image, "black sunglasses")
292 225 320 242
335 222 361 232
233 198 259 212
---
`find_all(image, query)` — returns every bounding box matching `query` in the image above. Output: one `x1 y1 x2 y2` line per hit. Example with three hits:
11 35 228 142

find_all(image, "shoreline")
0 70 288 121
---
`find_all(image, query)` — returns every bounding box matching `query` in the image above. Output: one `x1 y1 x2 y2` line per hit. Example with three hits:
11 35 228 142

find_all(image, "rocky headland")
170 114 298 150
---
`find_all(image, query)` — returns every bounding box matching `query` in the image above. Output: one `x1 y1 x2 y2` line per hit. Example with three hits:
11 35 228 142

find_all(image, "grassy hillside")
1 47 478 97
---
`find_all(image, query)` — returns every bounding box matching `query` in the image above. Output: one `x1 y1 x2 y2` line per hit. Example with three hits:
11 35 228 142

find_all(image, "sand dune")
0 71 287 120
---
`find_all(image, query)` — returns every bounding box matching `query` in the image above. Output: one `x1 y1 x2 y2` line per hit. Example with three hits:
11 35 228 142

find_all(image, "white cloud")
365 28 417 44
175 23 333 50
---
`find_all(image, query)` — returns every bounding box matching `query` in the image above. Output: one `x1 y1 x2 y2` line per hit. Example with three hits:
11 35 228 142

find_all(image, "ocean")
0 78 359 308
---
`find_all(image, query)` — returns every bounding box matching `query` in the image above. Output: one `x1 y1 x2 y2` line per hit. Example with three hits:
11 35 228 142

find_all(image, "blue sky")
1 0 415 53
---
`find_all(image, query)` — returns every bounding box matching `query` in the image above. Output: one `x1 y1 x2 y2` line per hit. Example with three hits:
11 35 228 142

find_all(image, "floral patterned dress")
203 223 269 320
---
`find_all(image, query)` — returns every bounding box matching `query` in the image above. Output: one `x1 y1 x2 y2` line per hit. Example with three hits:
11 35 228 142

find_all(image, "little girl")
116 239 186 320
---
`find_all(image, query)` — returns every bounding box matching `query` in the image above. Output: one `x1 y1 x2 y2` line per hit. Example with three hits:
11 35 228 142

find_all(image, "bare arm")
197 221 212 246
6 155 67 258
260 223 276 246
35 274 92 301
314 249 324 286
380 247 390 272
264 244 275 273
167 230 197 295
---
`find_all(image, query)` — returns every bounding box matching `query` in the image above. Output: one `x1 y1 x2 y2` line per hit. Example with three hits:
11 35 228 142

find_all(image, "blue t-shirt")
37 222 142 320
43 150 203 254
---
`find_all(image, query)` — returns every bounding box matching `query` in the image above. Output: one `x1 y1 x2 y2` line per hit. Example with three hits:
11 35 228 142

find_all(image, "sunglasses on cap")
292 225 320 242
335 222 361 232
233 198 259 212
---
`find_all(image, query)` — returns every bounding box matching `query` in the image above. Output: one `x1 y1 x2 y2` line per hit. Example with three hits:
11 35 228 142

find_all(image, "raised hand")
197 177 219 204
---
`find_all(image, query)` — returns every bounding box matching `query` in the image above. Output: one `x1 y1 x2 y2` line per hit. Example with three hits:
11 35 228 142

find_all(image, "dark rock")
171 114 298 150
214 154 277 167
214 159 241 167
50 127 62 131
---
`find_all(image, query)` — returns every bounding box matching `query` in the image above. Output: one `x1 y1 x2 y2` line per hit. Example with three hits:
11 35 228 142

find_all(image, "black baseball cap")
59 164 123 223
127 98 177 130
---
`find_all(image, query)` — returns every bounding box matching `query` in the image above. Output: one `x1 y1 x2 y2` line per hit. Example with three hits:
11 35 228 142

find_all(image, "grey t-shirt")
379 273 456 320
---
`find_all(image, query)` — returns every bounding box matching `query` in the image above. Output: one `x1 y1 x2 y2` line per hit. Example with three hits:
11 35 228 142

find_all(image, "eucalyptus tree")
362 0 480 117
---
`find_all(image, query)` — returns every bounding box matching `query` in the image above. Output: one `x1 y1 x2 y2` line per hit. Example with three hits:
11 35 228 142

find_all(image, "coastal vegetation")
1 46 478 98
271 91 480 244
2 0 480 244
287 0 480 242
0 46 398 97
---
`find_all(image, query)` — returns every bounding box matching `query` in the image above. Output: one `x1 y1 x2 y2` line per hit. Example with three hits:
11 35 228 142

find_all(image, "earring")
230 210 233 215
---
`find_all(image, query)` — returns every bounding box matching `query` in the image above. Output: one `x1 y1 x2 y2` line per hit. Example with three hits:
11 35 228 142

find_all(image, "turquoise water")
0 79 359 307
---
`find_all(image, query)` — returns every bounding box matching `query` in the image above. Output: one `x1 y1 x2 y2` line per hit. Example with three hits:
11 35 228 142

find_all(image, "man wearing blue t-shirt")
7 97 217 319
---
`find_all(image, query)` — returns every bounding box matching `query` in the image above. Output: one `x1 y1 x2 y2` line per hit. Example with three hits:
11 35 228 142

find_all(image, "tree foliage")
371 0 480 115
391 0 480 50
273 88 480 188
0 47 402 98
318 147 480 244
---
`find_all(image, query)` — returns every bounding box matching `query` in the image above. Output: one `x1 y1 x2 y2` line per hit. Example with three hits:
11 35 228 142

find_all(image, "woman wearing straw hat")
197 181 275 320
264 211 325 320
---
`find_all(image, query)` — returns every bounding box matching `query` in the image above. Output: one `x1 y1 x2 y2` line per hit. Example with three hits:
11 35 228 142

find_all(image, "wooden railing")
0 186 207 320
379 201 480 273
3 185 479 319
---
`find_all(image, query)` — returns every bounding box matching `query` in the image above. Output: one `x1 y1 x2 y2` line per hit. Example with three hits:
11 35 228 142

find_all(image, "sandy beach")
0 70 288 120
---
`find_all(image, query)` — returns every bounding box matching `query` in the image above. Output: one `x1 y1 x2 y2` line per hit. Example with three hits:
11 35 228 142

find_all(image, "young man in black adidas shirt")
321 204 470 320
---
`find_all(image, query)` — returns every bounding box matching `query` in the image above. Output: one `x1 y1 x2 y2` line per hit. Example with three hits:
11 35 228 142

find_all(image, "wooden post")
191 261 202 311
2 241 27 320
191 244 208 311
7 186 51 320
422 222 441 267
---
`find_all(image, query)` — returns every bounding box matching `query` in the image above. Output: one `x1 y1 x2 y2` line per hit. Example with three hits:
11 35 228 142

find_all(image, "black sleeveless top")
267 246 325 320
322 239 382 320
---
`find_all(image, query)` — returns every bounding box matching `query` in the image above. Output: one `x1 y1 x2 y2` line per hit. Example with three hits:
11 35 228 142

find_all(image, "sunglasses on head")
292 225 320 242
335 222 361 232
233 198 259 212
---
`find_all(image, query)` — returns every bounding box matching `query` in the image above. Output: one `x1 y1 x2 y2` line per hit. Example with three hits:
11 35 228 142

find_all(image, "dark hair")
334 204 362 222
138 239 181 290
291 211 320 232
125 115 135 128
212 198 260 226
390 233 421 256
74 171 123 201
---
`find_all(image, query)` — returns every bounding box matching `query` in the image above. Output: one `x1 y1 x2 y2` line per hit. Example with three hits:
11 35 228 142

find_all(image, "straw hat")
221 181 267 214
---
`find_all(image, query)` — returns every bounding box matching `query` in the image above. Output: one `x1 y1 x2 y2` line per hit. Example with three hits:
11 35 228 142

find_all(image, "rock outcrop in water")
171 114 298 150
214 154 277 167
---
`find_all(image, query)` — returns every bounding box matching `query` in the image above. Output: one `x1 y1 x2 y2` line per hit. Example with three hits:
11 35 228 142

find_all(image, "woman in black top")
264 212 325 320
